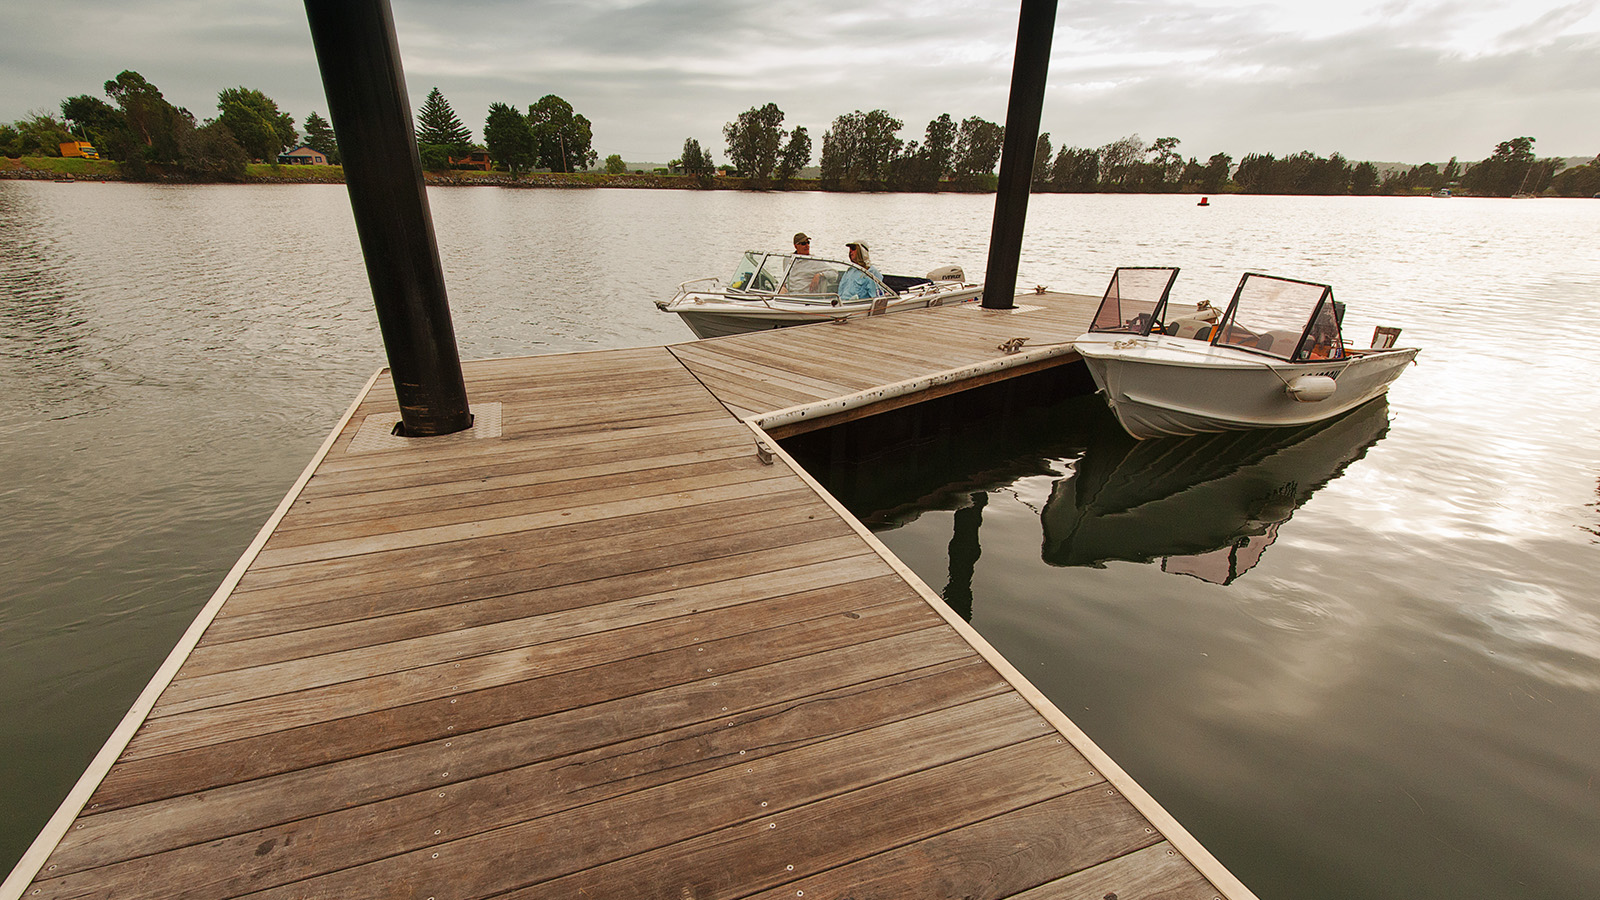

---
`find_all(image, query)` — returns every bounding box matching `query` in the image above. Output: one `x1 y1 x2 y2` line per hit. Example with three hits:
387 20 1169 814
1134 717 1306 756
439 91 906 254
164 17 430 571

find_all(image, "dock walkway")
6 292 1255 900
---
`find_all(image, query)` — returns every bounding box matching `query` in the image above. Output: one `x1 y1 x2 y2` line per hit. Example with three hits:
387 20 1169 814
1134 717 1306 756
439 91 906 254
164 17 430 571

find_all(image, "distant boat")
1431 188 1451 198
1073 267 1419 439
1197 196 1210 206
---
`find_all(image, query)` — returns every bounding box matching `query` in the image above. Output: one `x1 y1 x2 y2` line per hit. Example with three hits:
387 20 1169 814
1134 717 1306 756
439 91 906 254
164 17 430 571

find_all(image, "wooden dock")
4 292 1256 900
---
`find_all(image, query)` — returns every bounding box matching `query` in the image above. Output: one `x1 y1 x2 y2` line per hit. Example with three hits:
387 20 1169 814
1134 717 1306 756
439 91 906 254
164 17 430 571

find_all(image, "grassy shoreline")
0 156 836 190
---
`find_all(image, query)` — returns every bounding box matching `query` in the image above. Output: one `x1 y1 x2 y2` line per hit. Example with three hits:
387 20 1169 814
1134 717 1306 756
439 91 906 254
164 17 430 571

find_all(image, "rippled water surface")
2 182 1597 897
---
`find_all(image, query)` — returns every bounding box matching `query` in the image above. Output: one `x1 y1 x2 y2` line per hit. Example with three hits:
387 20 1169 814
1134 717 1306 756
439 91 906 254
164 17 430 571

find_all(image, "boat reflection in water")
1042 395 1391 584
787 381 1391 614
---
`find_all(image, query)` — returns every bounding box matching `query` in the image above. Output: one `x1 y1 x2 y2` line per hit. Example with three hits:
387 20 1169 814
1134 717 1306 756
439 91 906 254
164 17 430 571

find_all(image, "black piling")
981 0 1058 310
304 0 472 436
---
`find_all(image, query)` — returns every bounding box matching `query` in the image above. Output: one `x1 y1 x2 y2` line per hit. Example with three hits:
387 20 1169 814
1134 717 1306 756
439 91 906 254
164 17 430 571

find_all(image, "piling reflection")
1042 397 1391 582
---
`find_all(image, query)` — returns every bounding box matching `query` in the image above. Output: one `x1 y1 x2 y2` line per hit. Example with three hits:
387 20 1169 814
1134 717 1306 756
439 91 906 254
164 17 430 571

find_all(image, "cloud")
1 0 1595 163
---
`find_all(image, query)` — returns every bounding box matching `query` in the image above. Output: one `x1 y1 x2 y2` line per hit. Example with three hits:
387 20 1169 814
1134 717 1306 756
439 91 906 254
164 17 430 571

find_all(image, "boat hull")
662 286 982 339
1075 335 1418 439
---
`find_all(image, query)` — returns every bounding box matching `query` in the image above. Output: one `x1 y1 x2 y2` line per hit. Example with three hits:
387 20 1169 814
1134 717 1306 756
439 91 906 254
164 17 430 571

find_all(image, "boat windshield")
727 251 866 299
1213 273 1346 361
1088 267 1179 335
727 252 788 293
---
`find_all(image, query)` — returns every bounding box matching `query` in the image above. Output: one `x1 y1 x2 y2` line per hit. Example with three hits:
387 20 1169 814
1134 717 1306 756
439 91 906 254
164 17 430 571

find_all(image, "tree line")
0 70 336 180
673 103 1596 198
6 77 1597 198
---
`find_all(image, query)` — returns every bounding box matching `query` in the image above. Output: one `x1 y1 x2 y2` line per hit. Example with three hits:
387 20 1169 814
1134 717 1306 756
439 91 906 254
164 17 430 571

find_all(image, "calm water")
2 182 1597 897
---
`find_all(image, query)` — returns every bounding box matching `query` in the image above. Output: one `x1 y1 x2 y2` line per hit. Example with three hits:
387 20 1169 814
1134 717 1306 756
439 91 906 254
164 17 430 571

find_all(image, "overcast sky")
4 0 1597 165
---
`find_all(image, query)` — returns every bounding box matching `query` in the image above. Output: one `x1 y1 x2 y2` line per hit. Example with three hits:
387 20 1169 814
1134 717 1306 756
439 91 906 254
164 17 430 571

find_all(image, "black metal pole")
304 0 472 436
981 0 1058 309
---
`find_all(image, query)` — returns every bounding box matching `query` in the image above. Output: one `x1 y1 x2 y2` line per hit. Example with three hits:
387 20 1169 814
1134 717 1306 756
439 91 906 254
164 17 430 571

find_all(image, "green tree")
1049 146 1099 192
857 110 903 188
103 70 190 167
952 116 1003 184
1462 136 1538 196
483 102 535 174
1200 152 1232 193
1031 133 1052 190
604 153 626 174
680 137 714 186
819 110 903 190
527 95 596 172
1550 154 1600 197
415 87 472 153
60 95 124 146
923 113 956 184
302 111 339 164
818 114 858 188
1351 161 1380 195
1096 134 1146 189
723 102 787 183
216 87 295 161
775 126 811 184
1148 136 1182 188
0 112 76 157
178 120 249 180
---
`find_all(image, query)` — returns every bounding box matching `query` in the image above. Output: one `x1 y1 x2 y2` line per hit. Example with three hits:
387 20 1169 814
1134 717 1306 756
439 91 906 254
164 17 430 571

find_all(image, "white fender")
1286 374 1337 402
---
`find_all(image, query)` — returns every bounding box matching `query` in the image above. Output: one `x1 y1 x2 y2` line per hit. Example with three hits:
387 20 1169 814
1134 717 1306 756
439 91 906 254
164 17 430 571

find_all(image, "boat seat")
882 274 933 292
1170 317 1215 340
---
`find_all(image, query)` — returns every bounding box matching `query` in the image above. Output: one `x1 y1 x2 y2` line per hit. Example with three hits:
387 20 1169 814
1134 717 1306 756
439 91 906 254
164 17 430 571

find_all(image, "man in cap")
784 231 829 294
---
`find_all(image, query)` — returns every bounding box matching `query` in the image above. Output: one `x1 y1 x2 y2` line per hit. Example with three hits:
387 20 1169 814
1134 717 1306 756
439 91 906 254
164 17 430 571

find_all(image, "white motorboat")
656 250 981 339
1073 267 1418 439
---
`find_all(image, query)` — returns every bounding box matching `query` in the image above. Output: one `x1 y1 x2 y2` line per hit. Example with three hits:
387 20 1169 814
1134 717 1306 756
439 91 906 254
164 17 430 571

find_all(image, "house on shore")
277 145 329 165
449 149 492 171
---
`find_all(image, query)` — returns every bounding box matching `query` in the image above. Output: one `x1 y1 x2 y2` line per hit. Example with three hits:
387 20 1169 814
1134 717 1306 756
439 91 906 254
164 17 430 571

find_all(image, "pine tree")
302 111 339 164
415 87 472 152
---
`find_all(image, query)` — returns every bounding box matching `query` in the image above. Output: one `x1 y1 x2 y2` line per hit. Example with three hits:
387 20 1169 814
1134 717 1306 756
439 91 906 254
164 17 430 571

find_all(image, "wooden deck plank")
129 564 923 757
1010 842 1220 899
10 292 1250 900
194 503 851 660
50 659 1008 878
495 736 1095 900
270 458 791 541
216 488 832 621
739 789 1162 900
158 548 891 715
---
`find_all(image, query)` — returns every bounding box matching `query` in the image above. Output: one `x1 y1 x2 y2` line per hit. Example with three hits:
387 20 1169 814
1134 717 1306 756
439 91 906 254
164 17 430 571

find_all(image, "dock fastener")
998 337 1029 354
756 441 775 465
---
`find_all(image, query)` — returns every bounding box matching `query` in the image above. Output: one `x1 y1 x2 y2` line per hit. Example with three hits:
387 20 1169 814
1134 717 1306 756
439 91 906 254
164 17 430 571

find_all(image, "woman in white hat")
838 240 884 300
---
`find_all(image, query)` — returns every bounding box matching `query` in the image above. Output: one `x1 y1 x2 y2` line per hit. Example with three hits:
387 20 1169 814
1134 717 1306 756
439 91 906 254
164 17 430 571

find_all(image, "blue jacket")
838 265 883 301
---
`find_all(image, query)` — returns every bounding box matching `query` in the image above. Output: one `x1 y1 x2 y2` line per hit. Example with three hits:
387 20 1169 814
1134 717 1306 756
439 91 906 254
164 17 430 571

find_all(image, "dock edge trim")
0 369 386 900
